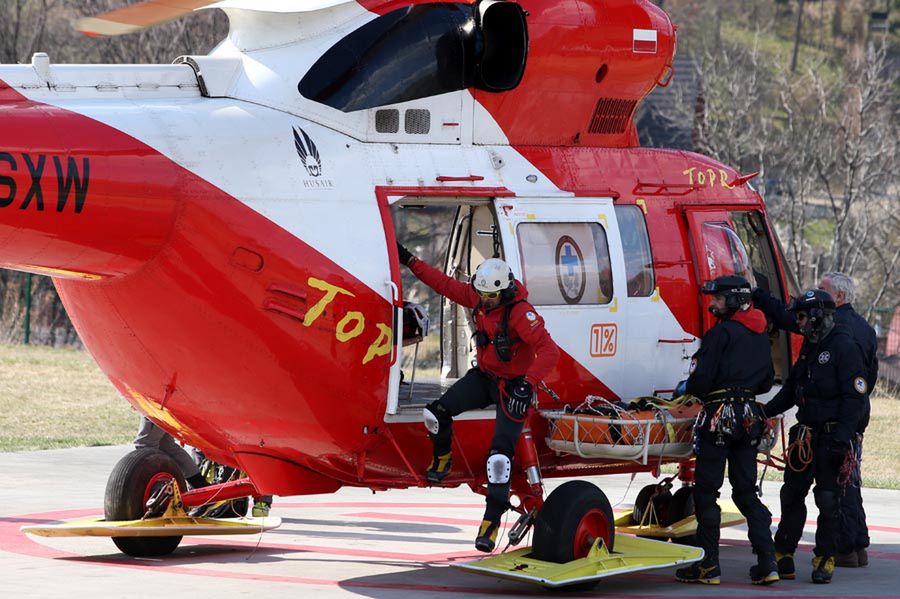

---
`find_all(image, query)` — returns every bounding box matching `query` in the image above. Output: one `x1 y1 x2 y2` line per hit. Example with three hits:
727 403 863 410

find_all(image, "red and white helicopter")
3 0 798 582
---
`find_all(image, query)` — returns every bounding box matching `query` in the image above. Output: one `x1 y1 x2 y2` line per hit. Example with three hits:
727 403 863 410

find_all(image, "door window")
699 222 754 285
517 222 613 305
614 205 655 297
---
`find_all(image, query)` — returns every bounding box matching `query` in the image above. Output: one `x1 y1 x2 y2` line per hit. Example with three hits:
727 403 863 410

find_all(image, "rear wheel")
632 483 672 539
104 448 186 557
667 486 697 545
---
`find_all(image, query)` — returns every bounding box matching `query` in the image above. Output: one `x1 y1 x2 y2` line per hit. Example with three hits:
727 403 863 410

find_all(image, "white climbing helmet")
472 259 514 294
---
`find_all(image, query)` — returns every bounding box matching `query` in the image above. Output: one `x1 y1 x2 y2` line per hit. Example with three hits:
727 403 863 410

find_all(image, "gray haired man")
818 273 878 567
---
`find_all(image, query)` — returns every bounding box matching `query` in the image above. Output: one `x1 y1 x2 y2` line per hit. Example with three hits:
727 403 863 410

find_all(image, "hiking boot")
776 551 796 580
835 551 860 567
252 499 271 517
857 548 869 567
811 556 835 584
750 554 779 585
675 561 721 585
474 519 501 553
425 452 452 483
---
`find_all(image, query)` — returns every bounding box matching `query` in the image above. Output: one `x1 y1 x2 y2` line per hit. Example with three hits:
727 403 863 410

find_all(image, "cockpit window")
299 2 528 112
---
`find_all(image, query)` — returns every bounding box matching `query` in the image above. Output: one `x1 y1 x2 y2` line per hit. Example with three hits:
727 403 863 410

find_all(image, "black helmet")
788 289 836 342
701 275 752 312
787 288 836 314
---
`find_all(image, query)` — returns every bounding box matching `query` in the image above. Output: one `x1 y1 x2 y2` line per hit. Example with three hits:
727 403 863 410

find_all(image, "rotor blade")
76 0 215 37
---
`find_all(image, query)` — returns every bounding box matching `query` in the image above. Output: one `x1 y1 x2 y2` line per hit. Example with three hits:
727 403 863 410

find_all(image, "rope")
837 439 860 490
786 426 814 472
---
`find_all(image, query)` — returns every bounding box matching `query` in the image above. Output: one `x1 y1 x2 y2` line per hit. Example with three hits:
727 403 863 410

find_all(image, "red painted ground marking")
720 538 900 562
345 512 514 529
179 537 480 562
4 506 900 595
770 516 900 535
277 502 484 509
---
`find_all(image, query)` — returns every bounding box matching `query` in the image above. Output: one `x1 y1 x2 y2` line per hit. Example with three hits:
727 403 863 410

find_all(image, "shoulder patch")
689 357 698 374
854 377 867 395
818 351 831 364
526 311 537 321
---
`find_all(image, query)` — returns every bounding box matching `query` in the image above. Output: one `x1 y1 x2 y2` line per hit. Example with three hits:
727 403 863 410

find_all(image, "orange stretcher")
542 396 700 463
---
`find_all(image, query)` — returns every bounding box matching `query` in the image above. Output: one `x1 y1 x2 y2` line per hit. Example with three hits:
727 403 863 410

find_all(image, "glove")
751 287 769 306
504 377 533 420
674 379 687 397
396 242 414 266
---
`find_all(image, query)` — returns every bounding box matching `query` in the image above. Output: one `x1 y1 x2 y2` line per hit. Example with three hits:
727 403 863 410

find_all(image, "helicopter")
3 0 800 584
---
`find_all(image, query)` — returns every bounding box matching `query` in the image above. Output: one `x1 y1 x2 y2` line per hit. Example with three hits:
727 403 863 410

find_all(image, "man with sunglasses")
762 289 868 584
754 273 878 568
396 242 559 552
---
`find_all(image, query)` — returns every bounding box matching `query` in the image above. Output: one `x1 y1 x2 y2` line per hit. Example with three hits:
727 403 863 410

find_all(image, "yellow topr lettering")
304 277 354 327
696 169 706 186
335 311 365 342
363 323 393 364
720 169 734 189
682 167 696 186
707 169 716 187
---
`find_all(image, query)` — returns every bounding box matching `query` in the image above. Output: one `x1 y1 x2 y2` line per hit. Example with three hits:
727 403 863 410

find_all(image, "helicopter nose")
0 81 180 280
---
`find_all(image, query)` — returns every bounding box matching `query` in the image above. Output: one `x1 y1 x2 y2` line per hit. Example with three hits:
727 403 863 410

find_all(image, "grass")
0 343 137 451
1 343 898 491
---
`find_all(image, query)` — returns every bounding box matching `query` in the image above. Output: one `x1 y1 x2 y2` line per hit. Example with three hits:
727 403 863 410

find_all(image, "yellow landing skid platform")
22 515 281 538
453 536 703 588
614 500 746 539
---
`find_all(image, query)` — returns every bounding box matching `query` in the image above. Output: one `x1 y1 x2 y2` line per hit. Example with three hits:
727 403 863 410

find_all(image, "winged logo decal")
293 126 322 177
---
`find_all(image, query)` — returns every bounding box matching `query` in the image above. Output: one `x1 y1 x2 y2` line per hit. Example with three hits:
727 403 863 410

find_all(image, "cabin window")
516 222 613 305
699 222 755 284
614 205 655 297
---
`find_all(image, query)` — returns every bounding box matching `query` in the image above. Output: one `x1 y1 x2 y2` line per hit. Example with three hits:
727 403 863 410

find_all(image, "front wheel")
104 448 186 557
532 480 615 563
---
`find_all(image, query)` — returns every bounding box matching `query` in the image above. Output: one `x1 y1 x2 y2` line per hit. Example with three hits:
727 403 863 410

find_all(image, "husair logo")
293 126 322 177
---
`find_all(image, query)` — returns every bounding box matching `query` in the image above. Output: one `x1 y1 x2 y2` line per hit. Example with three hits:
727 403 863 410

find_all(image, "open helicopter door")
683 209 755 333
493 197 629 399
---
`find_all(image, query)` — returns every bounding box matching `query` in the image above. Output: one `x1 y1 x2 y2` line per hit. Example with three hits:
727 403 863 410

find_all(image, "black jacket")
754 290 878 430
764 324 868 444
687 308 774 400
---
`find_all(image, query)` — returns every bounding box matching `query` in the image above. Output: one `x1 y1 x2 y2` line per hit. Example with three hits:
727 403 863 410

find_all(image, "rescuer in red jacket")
397 243 560 552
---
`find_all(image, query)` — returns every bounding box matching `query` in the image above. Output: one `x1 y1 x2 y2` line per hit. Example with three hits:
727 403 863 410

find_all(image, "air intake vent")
588 98 638 135
375 109 400 133
405 109 431 134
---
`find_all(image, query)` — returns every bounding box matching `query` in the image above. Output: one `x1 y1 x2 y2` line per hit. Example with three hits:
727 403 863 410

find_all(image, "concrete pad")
1 445 899 598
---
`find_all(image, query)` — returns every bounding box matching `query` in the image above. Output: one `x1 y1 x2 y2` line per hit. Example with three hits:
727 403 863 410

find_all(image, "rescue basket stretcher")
541 396 701 464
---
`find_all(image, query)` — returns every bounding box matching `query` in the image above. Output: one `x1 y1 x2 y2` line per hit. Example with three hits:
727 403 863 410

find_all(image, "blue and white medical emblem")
555 236 586 304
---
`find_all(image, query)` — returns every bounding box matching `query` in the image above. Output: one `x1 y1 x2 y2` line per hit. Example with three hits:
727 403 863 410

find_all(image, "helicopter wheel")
667 486 698 545
104 448 185 557
632 483 672 539
532 481 615 591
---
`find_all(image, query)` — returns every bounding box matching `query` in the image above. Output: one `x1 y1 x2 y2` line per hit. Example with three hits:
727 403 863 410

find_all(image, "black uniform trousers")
694 403 774 564
838 435 868 553
774 424 844 558
428 368 525 522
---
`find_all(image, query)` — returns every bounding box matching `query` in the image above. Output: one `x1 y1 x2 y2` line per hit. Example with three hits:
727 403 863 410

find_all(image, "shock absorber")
507 420 544 547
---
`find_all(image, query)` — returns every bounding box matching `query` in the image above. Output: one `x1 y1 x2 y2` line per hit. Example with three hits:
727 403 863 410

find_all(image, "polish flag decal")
633 29 658 54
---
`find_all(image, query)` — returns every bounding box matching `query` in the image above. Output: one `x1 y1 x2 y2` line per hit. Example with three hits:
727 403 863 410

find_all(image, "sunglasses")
477 289 501 299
